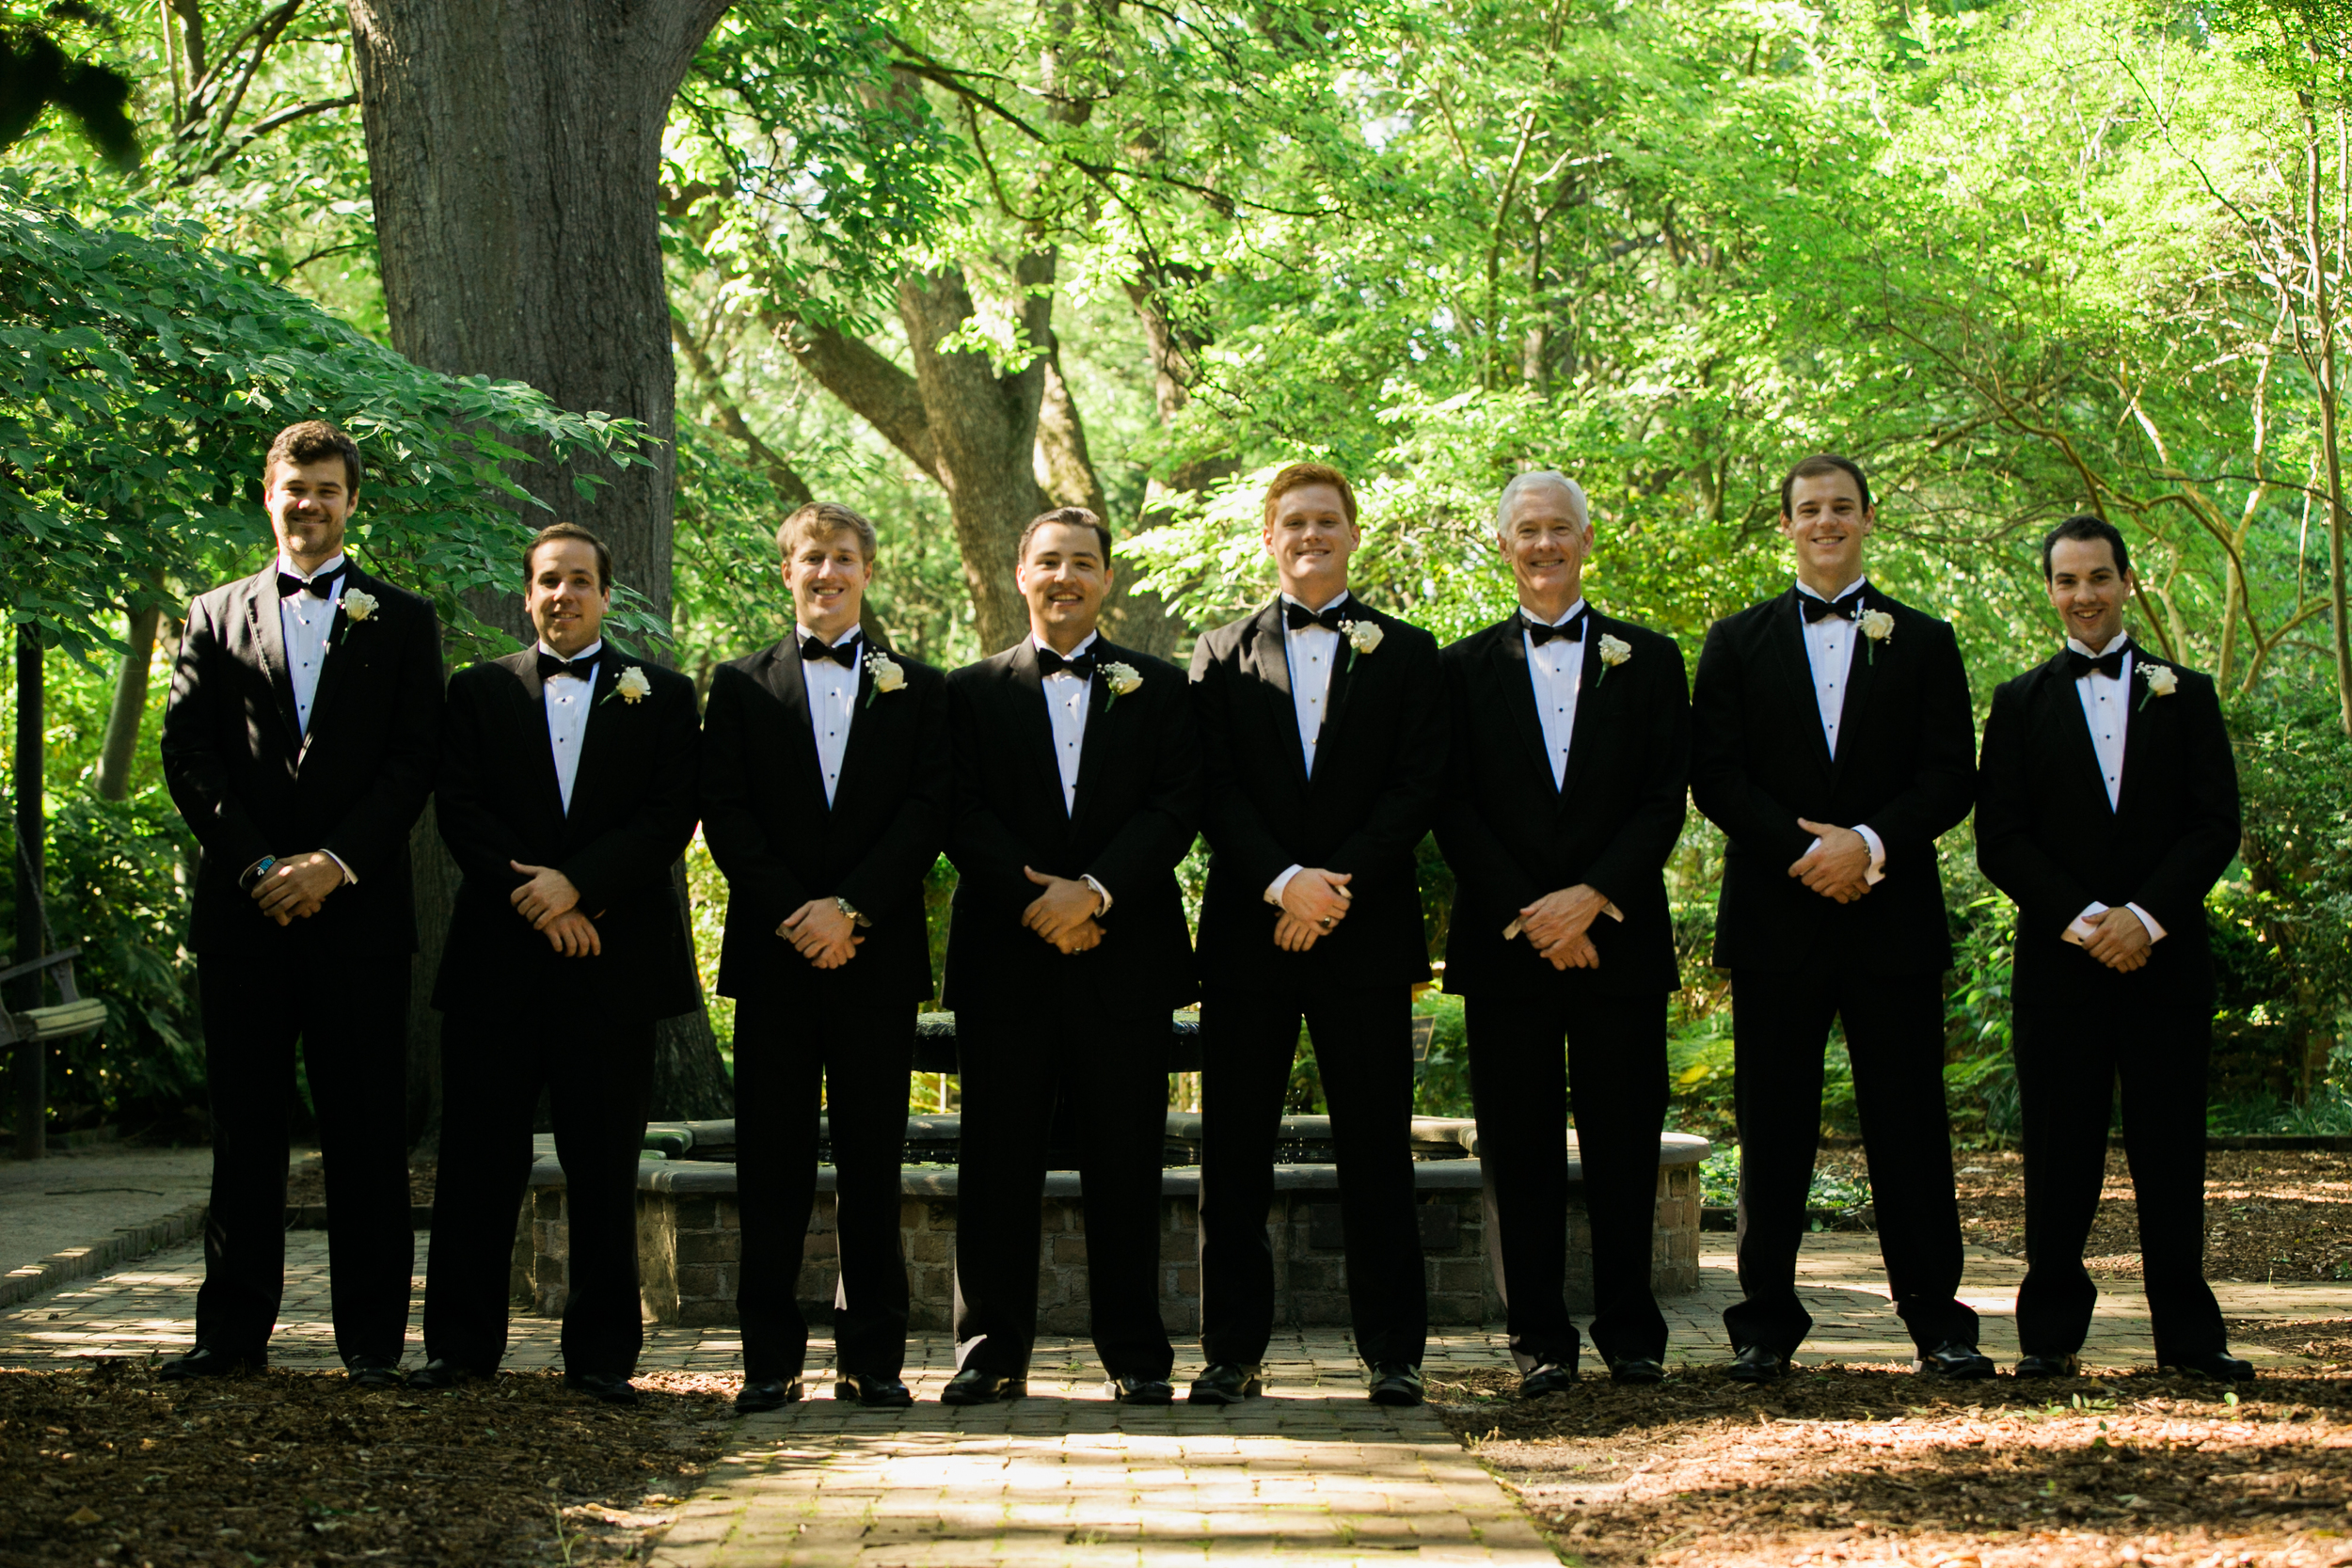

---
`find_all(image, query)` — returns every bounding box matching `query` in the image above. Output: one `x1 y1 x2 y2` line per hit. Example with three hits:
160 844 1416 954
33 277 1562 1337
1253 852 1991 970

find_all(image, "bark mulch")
0 1358 732 1566
1432 1362 2352 1567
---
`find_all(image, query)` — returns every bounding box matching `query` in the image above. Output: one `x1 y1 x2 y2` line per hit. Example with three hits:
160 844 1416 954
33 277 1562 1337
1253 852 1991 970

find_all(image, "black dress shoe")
1105 1375 1175 1404
1608 1357 1666 1386
1725 1344 1788 1383
405 1358 482 1391
833 1370 914 1409
345 1357 402 1389
2011 1353 2081 1379
564 1370 641 1405
1914 1340 1996 1379
939 1368 1025 1405
1519 1361 1578 1397
1188 1363 1264 1404
736 1377 804 1414
158 1347 258 1381
2161 1349 2256 1382
1367 1363 1422 1406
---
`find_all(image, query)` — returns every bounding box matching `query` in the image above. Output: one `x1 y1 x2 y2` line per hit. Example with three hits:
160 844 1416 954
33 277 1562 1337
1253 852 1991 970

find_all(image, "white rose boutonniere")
2138 662 2178 711
865 649 906 707
1341 618 1383 672
604 665 653 705
1858 608 1896 663
335 589 378 645
1102 660 1143 708
1595 633 1632 685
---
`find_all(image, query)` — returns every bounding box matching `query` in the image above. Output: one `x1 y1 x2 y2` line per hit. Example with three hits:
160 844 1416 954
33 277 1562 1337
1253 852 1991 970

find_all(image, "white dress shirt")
278 552 346 737
1033 632 1112 911
1524 598 1586 790
1793 576 1885 883
2060 631 2166 947
799 624 861 808
541 638 601 816
1266 591 1351 906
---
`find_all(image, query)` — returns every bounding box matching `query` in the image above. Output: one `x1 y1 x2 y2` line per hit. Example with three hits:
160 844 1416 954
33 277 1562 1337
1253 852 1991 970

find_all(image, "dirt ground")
280 1157 435 1209
0 1359 731 1567
1431 1362 2352 1567
1814 1148 2352 1284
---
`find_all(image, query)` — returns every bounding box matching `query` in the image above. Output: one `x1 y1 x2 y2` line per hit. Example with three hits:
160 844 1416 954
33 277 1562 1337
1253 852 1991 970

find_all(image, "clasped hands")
780 898 862 969
511 860 600 958
1788 819 1873 903
1024 865 1104 955
2075 906 2153 973
248 851 346 927
1513 883 1609 971
1275 869 1352 952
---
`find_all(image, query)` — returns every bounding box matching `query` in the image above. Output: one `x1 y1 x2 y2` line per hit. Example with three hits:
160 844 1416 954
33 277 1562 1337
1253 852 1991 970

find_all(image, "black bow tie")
278 565 344 599
1522 610 1585 646
801 633 861 668
537 650 599 683
1037 646 1096 680
1801 589 1866 624
2065 646 2127 682
1284 599 1351 633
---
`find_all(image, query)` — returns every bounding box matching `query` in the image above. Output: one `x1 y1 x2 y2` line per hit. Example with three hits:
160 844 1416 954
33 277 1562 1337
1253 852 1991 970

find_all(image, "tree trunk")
346 0 737 1120
93 599 161 802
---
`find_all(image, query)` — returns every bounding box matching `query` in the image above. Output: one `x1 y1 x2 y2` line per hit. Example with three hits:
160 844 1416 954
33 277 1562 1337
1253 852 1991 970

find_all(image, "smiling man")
937 507 1200 1405
1690 454 1984 1384
1977 514 2250 1381
700 502 947 1412
160 420 441 1387
412 522 701 1404
1434 472 1690 1393
1187 462 1446 1407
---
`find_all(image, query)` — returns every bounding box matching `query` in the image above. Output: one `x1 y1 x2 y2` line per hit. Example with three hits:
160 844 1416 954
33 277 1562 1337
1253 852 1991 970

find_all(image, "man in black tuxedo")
1435 471 1689 1393
938 506 1200 1406
1978 515 2250 1381
1188 463 1446 1408
410 523 701 1404
1690 453 1987 1382
702 501 948 1413
160 420 441 1386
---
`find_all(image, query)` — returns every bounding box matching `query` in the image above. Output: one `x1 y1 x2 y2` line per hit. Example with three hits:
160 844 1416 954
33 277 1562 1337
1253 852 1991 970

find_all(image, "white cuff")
2125 901 2166 943
322 849 358 887
1081 874 1112 915
1266 865 1304 906
2063 901 2107 946
1854 825 1886 885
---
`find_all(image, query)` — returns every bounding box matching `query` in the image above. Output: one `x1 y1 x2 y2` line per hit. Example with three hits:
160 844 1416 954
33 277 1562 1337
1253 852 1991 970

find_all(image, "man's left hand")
252 852 345 924
2082 906 2153 973
509 862 582 929
1540 930 1600 971
1789 820 1873 903
1023 865 1101 942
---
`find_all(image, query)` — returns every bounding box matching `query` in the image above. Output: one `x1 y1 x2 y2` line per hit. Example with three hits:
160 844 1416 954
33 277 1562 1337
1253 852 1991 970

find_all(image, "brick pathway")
5 1230 2346 1566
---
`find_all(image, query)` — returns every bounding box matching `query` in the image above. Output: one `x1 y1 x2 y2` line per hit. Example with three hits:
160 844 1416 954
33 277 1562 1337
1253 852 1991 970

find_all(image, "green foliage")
1696 1145 1873 1214
1 22 137 166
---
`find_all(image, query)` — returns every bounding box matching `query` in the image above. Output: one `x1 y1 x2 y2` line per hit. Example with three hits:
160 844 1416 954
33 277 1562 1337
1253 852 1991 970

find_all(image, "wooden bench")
0 946 106 1048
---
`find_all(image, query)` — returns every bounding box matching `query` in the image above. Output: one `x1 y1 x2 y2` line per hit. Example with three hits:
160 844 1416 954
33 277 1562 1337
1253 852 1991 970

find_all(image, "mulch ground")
280 1158 435 1210
1432 1363 2352 1566
1816 1148 2352 1283
0 1359 732 1566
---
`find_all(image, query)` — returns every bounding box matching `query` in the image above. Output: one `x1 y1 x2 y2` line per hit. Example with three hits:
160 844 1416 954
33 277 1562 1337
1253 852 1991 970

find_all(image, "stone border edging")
0 1199 211 1310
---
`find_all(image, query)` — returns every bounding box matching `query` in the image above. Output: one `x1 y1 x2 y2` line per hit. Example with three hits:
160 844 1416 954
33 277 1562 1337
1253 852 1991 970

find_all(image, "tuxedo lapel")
568 653 628 825
759 641 830 811
1827 589 1885 788
2116 651 2157 819
1554 617 1608 806
1244 600 1311 793
501 649 568 832
1770 588 1836 784
1319 603 1366 749
828 653 882 816
1485 622 1556 793
243 572 302 746
1067 652 1118 841
1006 641 1069 815
299 566 374 765
2035 654 2111 818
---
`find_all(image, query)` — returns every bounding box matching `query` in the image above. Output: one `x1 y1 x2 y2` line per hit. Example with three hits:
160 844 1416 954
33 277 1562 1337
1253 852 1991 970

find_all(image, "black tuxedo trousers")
193 942 411 1368
733 991 913 1382
422 1009 653 1376
1466 993 1668 1370
2014 994 2223 1358
1198 984 1426 1369
951 986 1174 1381
1726 970 1975 1358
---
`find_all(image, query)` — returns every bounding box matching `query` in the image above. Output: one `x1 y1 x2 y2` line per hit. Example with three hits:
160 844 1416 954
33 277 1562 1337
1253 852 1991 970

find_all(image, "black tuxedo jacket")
1977 646 2240 1008
1435 610 1690 999
432 647 702 1023
161 562 442 958
940 638 1200 1014
700 639 948 1006
1690 583 1975 974
1188 597 1445 994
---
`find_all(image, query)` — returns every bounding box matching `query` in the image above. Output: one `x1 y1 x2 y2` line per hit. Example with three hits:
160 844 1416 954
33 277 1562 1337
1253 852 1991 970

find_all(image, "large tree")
344 0 737 1121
